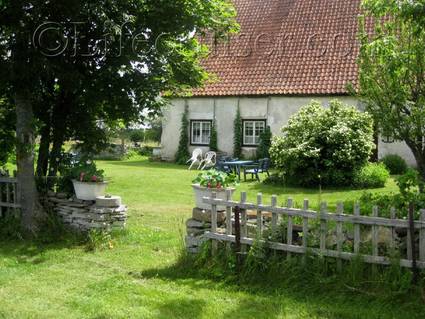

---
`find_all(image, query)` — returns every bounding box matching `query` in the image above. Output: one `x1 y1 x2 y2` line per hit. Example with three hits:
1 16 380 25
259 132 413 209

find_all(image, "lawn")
0 156 423 319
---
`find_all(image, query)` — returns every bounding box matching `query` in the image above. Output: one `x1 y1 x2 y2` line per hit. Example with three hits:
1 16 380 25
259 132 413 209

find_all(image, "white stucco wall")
160 96 417 166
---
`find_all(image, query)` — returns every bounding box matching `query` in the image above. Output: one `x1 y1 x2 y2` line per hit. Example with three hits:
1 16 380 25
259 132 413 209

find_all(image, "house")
160 0 416 166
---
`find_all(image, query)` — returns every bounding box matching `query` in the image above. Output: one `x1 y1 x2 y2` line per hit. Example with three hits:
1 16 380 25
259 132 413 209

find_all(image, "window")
191 120 212 145
243 120 266 146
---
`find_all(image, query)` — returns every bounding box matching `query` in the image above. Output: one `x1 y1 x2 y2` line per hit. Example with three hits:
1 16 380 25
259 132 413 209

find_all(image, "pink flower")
91 175 98 182
79 172 85 182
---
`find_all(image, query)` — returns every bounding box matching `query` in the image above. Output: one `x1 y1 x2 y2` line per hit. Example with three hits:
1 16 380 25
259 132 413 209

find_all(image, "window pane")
192 122 201 144
244 121 265 145
191 121 211 144
245 122 254 137
244 136 254 145
201 122 211 144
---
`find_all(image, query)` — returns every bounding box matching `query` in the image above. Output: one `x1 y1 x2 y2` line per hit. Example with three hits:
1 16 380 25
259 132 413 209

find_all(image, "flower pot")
192 184 235 211
72 180 108 201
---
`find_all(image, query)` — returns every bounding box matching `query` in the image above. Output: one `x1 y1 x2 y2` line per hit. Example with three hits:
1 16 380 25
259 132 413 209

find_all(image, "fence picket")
241 192 247 253
226 189 233 236
287 198 293 259
407 225 413 261
225 189 233 252
320 202 327 253
390 207 396 252
336 202 344 272
271 195 278 239
257 193 263 236
211 192 218 255
302 200 309 252
372 206 379 273
354 203 361 254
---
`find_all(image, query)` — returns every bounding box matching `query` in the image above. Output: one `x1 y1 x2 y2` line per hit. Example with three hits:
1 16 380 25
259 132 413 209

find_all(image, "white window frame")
243 120 266 146
191 120 212 145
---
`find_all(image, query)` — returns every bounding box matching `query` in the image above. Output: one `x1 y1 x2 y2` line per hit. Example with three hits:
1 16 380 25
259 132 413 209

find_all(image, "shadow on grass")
131 257 425 319
103 159 187 171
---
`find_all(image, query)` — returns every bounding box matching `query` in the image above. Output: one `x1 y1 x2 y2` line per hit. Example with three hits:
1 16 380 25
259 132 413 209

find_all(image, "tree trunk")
48 90 70 177
36 123 51 177
406 140 425 192
15 92 44 235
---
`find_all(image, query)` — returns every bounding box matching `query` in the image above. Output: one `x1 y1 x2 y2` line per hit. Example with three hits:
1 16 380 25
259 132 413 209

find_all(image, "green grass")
0 156 423 319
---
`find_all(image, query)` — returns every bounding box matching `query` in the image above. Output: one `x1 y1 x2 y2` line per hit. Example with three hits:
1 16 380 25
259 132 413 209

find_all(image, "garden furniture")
200 151 217 170
243 158 271 182
221 160 255 180
187 148 203 170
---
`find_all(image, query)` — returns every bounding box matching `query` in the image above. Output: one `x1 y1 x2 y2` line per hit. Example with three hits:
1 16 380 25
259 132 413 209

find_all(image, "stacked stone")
42 192 128 232
185 208 226 253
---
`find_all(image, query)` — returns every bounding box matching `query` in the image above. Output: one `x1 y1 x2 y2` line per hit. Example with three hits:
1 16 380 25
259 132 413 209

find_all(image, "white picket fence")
203 191 425 269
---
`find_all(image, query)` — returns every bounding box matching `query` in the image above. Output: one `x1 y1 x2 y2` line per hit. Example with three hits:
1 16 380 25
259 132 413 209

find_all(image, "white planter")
192 184 235 211
72 180 108 201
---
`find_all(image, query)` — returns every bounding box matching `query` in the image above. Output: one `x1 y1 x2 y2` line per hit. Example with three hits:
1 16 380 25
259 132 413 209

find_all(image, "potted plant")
71 159 108 201
192 169 237 210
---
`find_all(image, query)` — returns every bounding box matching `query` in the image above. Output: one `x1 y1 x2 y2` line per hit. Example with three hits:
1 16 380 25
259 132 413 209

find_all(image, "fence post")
420 210 425 264
408 203 418 283
286 198 293 260
354 202 361 254
211 192 218 256
256 193 263 237
336 202 344 272
234 205 242 271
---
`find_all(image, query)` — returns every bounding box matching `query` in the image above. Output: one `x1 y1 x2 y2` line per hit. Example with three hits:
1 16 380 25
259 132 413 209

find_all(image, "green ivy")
257 125 272 159
209 121 218 152
175 104 190 165
233 106 242 159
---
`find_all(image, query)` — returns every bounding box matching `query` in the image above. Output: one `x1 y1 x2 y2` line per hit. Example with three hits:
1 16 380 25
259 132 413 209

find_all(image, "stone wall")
41 192 127 232
185 208 225 253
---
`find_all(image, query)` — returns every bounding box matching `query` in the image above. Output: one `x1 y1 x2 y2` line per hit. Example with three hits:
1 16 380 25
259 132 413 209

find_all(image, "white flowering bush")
270 100 375 187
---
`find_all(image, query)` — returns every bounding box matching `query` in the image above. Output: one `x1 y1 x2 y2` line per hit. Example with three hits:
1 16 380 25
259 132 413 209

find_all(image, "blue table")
222 160 255 180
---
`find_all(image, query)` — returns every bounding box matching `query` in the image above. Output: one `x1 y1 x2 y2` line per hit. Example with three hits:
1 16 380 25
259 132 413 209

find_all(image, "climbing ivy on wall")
175 104 190 164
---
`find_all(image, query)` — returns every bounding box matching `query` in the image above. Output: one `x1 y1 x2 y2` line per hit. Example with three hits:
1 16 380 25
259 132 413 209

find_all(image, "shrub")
129 130 145 143
257 125 272 159
270 100 375 187
354 162 390 188
381 154 408 175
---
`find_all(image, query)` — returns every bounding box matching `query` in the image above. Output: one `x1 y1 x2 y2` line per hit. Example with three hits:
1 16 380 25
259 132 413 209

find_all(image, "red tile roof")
192 0 361 97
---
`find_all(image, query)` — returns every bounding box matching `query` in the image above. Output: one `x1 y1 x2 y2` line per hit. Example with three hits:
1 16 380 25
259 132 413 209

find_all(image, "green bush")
257 125 272 159
129 130 145 143
270 100 375 187
381 154 408 175
354 162 390 188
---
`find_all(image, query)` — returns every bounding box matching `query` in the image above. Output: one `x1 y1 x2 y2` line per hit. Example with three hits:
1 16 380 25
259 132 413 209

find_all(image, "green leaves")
192 169 237 188
270 100 374 187
358 0 425 180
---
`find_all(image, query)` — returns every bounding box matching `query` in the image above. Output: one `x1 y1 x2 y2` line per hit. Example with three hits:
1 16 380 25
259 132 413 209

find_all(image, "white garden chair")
200 151 217 170
187 148 203 170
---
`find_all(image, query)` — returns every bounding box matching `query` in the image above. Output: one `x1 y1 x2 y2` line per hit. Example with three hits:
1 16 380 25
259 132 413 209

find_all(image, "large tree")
0 0 237 235
357 0 425 185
